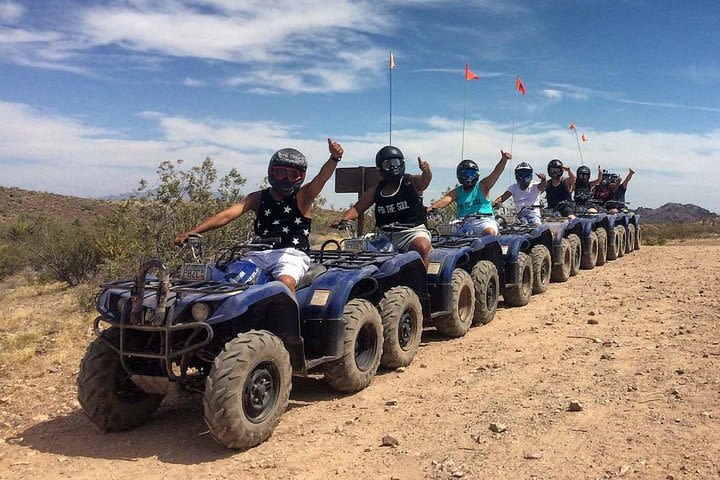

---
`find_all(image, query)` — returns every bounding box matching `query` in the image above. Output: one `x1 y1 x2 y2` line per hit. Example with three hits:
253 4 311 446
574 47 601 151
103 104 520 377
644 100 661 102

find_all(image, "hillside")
636 202 718 224
0 186 113 224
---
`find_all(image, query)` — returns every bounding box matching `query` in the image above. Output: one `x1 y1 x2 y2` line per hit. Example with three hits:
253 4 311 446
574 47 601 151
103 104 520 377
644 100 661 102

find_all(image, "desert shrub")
31 218 102 286
93 157 253 280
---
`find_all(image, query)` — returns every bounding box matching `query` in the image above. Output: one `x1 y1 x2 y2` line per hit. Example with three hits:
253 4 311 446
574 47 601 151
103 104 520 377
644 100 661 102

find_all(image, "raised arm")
563 165 576 192
410 157 433 193
333 185 377 224
298 138 343 212
174 191 261 245
480 150 511 195
428 189 458 212
492 190 512 207
589 165 602 188
536 172 548 193
621 168 635 189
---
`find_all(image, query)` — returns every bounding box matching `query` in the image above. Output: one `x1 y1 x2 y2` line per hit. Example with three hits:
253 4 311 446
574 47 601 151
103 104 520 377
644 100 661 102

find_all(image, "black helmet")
576 165 591 185
375 145 405 182
547 159 564 180
456 159 480 188
514 162 533 189
268 148 307 196
609 173 620 184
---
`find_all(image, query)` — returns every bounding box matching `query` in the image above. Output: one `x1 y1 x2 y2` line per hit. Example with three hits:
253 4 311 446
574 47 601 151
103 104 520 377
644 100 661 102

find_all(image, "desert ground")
0 243 719 480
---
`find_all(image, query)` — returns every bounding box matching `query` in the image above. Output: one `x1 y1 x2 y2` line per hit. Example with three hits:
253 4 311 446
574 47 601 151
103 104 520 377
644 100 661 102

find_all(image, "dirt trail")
1 245 719 480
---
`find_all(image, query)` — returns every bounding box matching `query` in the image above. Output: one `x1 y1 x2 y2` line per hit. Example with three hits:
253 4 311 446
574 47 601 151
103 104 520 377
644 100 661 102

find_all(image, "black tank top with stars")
253 188 311 250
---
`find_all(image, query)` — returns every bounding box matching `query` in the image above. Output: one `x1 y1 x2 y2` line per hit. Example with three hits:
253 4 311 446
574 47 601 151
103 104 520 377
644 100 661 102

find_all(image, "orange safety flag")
569 121 576 130
390 51 395 70
465 64 479 80
516 76 526 95
581 133 588 142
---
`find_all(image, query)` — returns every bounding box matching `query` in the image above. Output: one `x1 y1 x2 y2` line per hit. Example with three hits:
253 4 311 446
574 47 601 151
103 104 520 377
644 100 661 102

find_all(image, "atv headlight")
191 302 211 322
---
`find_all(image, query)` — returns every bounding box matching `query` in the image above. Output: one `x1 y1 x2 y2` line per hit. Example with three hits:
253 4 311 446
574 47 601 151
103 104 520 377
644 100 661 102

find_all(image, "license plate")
178 263 211 281
344 239 365 252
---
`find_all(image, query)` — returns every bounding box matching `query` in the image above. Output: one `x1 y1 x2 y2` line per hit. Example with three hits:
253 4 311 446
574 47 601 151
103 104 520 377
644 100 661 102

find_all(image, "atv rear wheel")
435 268 475 337
530 245 551 294
503 252 533 307
324 298 383 392
580 231 599 270
595 228 608 266
203 330 292 449
378 286 423 369
77 328 164 433
470 260 499 325
551 238 572 282
568 234 582 276
616 226 626 258
626 224 636 254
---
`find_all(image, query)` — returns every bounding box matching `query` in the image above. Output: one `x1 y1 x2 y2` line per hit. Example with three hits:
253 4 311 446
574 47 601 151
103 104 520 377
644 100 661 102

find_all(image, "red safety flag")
465 64 479 80
569 121 576 130
389 51 395 70
581 133 588 142
516 76 526 95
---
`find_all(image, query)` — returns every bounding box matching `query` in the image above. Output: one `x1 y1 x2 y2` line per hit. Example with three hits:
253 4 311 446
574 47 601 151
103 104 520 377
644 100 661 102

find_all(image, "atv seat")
297 263 327 290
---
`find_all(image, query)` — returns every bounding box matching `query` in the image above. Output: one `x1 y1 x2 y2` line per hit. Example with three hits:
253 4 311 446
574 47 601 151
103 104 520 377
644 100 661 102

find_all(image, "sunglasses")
269 166 305 182
380 157 403 170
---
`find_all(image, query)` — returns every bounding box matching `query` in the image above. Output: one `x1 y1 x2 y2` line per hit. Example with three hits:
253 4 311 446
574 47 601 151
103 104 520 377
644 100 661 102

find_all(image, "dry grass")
0 274 95 371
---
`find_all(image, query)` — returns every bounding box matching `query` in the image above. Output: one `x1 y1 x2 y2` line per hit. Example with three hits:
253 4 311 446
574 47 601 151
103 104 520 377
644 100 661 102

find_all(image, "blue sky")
1 0 719 212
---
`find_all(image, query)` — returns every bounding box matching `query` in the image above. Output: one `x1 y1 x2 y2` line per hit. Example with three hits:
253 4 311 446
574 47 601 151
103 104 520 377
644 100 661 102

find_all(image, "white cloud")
183 77 205 87
542 89 562 101
0 1 24 23
2 101 719 212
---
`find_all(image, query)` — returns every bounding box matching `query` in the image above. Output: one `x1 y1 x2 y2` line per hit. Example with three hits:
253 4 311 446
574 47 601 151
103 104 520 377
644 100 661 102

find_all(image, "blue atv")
429 216 505 327
336 221 480 338
77 234 423 450
605 201 640 254
495 220 554 306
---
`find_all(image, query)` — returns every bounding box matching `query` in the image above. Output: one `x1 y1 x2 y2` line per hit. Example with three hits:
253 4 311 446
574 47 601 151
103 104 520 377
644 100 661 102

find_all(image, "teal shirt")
456 182 493 218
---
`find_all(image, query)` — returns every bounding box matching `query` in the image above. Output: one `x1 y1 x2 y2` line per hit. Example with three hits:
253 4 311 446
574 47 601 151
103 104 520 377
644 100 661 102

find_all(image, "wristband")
331 156 341 162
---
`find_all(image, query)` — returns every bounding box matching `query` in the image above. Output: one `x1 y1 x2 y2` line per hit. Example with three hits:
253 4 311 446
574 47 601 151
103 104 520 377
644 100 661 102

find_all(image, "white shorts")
517 208 542 226
461 216 499 236
244 248 311 284
389 224 432 253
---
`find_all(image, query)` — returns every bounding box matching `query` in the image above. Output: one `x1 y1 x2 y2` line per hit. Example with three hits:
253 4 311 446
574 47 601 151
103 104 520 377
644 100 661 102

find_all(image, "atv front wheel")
551 238 572 282
435 268 475 337
470 260 499 325
324 298 383 392
504 252 533 307
77 328 164 432
530 245 551 294
203 330 292 449
378 286 423 369
595 228 608 266
580 231 599 270
634 224 641 250
607 227 621 260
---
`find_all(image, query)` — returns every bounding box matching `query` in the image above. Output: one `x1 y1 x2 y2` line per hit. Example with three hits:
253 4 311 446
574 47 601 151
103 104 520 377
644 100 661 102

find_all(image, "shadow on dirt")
11 375 356 463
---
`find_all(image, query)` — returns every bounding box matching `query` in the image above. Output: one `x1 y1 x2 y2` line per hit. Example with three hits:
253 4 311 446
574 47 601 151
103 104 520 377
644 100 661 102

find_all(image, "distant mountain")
0 186 113 224
635 203 718 224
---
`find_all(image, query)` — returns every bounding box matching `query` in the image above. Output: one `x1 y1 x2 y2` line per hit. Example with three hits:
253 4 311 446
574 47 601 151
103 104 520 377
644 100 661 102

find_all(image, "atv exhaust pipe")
130 259 170 325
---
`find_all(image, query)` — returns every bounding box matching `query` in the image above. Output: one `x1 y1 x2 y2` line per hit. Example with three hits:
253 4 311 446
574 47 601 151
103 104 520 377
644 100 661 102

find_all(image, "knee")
412 238 431 257
278 275 297 294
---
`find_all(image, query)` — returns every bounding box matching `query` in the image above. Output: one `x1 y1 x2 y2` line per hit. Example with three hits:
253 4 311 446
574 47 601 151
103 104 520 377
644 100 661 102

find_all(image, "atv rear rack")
308 249 398 269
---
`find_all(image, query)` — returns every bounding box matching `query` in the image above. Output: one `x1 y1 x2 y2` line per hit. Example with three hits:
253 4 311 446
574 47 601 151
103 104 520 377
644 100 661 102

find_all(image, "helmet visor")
269 166 305 183
548 166 563 177
458 168 478 182
380 157 404 171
